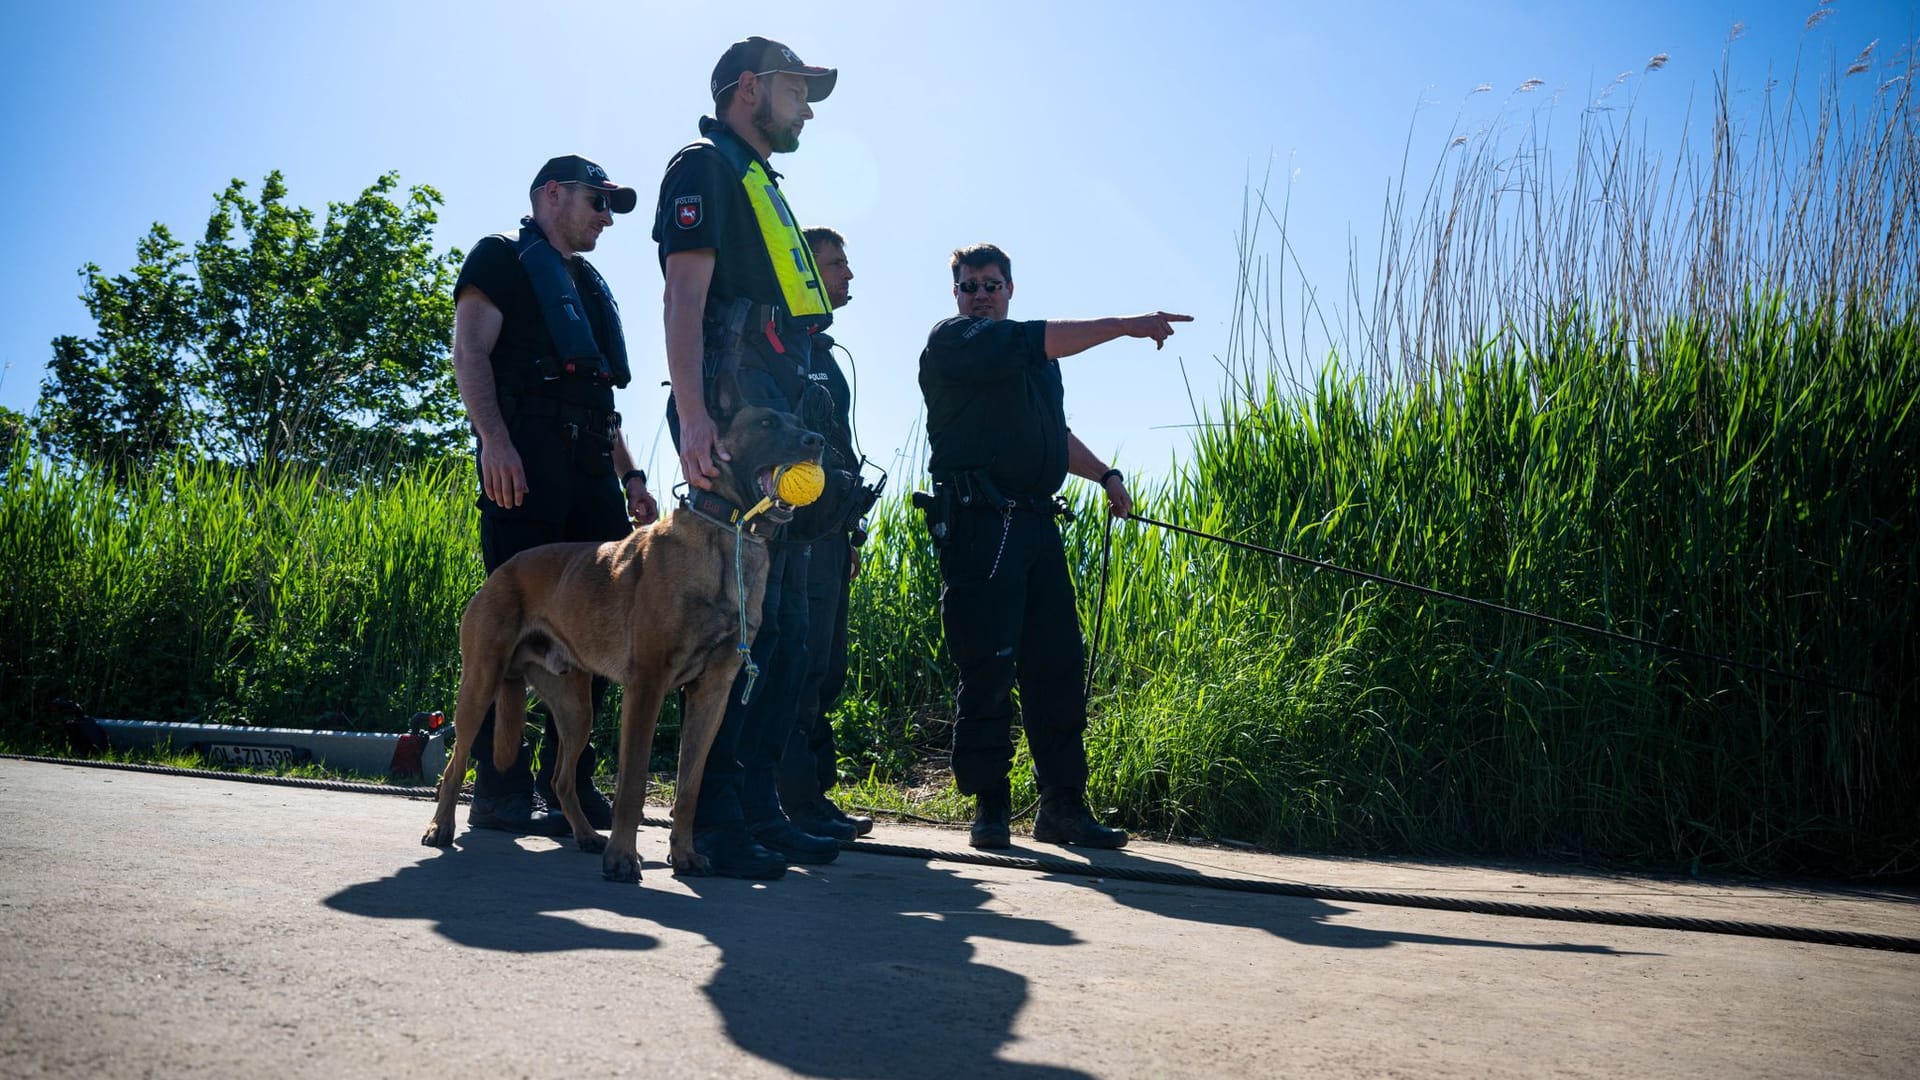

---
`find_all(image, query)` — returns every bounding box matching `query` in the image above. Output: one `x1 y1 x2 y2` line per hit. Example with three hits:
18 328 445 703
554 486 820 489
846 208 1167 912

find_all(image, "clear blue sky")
2 0 1911 486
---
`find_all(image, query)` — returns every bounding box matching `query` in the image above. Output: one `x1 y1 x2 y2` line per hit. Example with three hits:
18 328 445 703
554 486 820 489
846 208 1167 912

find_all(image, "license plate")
204 743 307 769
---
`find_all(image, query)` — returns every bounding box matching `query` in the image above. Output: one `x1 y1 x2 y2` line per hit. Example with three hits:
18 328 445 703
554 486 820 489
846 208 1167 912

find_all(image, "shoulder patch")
674 195 703 230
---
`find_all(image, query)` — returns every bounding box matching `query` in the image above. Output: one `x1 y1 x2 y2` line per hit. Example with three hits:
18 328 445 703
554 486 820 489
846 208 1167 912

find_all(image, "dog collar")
681 489 791 541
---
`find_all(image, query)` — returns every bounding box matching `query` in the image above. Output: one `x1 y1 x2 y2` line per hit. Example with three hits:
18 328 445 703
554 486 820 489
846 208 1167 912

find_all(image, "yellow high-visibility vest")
738 158 830 319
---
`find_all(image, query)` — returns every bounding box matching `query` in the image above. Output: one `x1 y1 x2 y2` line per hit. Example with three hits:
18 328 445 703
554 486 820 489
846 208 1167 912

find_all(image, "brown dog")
420 393 824 883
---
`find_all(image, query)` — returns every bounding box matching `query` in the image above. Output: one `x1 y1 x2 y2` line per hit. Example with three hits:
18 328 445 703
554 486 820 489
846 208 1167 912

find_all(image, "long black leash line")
9 755 1917 955
1084 511 1118 703
1118 512 1880 700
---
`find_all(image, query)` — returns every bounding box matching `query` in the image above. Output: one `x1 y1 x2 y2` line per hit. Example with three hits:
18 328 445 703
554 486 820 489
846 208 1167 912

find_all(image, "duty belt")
933 471 1073 518
503 397 619 443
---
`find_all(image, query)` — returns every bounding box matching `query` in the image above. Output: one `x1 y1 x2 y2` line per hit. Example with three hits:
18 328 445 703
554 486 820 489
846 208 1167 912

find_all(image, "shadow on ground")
326 829 1087 1078
1021 843 1643 956
326 830 662 954
326 827 1636 1077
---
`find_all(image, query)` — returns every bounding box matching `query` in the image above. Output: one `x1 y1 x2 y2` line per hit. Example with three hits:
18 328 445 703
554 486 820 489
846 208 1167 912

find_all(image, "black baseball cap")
528 154 638 214
710 36 837 102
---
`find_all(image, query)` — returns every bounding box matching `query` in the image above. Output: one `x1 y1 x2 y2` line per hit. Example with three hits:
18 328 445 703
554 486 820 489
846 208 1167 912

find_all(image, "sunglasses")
956 280 1007 294
561 182 612 213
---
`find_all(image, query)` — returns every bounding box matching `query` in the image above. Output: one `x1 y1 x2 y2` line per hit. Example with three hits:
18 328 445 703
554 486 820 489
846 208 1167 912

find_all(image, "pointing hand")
1123 311 1194 349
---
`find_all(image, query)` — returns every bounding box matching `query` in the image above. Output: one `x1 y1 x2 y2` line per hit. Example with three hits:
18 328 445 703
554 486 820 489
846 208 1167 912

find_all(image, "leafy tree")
0 404 30 463
37 171 464 471
37 225 200 469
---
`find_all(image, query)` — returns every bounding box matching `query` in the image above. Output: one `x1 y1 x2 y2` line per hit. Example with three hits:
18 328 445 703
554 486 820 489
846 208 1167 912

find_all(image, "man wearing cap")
651 37 840 879
918 242 1191 851
776 226 877 842
452 154 659 835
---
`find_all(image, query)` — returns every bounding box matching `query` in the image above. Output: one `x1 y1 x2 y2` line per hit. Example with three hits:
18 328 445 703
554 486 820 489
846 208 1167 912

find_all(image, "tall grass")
1078 312 1915 870
1070 55 1919 872
0 447 480 733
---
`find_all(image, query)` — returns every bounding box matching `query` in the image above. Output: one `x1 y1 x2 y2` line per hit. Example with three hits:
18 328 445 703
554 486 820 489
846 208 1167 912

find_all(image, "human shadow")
637 853 1092 1079
1017 842 1643 956
323 829 661 954
326 830 1092 1078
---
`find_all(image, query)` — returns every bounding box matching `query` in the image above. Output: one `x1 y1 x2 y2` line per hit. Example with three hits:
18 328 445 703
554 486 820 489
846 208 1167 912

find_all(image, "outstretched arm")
1044 311 1193 359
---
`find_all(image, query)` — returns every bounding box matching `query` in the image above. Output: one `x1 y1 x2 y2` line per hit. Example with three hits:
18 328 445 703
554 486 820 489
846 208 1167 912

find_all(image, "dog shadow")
1022 842 1644 956
324 830 662 954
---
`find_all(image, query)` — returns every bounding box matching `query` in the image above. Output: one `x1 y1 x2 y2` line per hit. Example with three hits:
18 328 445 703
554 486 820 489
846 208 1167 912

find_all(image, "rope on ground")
6 754 467 799
839 839 1920 955
9 754 1916 955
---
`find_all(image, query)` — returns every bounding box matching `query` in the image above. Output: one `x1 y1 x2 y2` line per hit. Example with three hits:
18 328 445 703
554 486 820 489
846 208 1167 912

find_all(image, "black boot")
787 796 859 843
683 825 788 880
468 713 569 837
1033 787 1127 849
751 817 842 865
818 794 874 838
536 737 613 830
970 783 1012 849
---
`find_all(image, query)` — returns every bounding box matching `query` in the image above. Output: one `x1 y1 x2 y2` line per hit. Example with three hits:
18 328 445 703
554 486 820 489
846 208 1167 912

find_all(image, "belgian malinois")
420 377 824 883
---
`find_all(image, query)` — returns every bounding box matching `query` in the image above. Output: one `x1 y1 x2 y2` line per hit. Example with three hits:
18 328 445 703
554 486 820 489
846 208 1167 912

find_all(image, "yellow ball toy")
774 461 825 507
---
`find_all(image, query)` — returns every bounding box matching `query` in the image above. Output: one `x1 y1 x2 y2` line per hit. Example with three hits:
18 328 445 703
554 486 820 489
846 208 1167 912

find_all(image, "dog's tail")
493 677 528 771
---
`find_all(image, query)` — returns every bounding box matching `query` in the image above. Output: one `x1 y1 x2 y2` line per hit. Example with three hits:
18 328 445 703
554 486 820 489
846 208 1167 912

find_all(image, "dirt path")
2 760 1915 1078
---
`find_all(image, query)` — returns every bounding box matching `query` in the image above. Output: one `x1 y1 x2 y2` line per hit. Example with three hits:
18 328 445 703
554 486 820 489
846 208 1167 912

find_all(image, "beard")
753 95 801 154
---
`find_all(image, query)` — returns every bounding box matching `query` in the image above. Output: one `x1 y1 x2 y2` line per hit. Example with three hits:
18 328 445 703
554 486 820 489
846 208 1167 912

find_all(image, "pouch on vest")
785 381 859 540
503 219 632 388
702 295 810 412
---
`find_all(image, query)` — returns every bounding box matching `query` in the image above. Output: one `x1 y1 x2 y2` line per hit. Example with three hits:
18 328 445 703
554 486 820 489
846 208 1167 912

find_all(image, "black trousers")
476 404 631 572
473 422 630 789
937 508 1089 796
779 531 852 806
692 542 811 829
667 336 818 829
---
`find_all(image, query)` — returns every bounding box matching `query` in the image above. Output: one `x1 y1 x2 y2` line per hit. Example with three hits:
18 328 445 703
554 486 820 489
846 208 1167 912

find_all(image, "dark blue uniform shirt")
919 316 1069 500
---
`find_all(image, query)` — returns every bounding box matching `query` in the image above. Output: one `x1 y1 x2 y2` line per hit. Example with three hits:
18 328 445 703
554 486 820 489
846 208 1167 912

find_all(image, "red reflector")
389 733 425 778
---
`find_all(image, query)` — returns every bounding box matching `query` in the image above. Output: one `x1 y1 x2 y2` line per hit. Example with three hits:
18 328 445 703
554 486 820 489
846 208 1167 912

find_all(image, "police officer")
918 243 1191 850
451 154 659 834
776 226 877 842
653 37 842 878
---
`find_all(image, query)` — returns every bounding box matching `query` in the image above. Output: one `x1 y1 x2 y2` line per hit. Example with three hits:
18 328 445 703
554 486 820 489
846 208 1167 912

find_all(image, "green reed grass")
1061 58 1919 872
1074 309 1915 870
0 447 481 734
